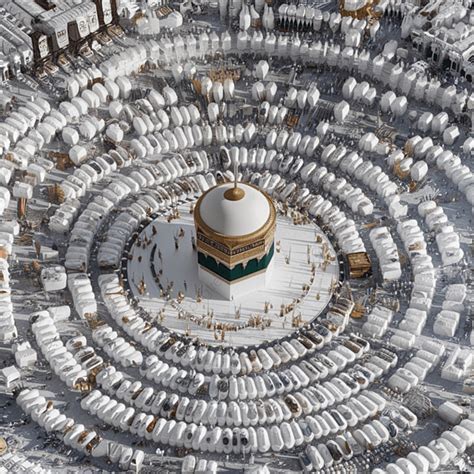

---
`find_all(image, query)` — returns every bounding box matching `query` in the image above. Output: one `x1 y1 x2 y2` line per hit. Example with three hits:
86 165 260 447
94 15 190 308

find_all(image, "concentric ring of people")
0 0 473 473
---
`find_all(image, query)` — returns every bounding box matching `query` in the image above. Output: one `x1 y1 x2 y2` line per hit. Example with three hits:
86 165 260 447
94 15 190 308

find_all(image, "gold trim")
197 228 275 268
198 241 273 268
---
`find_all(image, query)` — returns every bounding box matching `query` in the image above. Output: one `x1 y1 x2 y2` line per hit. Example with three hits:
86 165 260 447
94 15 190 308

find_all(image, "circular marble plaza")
126 203 340 347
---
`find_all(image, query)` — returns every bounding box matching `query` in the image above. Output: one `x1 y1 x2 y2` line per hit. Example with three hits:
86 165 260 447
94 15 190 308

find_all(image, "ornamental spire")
234 159 238 190
224 155 245 201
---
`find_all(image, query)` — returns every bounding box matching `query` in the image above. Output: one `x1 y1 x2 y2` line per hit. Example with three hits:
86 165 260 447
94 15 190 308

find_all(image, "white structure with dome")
197 182 271 236
193 173 276 299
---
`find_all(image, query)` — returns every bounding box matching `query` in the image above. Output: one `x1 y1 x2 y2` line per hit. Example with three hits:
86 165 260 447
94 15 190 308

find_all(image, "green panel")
198 244 274 282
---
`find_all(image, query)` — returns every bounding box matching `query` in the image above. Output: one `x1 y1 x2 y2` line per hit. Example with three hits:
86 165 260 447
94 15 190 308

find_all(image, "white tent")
62 127 79 146
116 76 132 99
433 310 460 338
334 100 350 122
443 125 460 145
255 60 269 80
432 112 449 134
79 120 97 140
252 82 265 101
106 124 124 143
391 96 407 117
411 161 428 181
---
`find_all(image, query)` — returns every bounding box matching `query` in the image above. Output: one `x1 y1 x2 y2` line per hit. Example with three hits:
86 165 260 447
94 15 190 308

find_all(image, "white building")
194 177 276 299
403 0 474 82
0 365 21 390
0 8 34 80
13 342 37 368
3 0 115 64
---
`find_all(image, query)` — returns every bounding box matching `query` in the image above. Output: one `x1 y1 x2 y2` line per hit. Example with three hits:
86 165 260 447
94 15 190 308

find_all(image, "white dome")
198 183 271 236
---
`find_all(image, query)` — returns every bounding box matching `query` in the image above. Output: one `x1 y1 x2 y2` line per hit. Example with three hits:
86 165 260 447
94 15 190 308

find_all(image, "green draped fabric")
198 244 274 282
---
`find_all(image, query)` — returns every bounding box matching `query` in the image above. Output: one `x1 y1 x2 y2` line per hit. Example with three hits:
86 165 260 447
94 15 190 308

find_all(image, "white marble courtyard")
127 204 340 347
